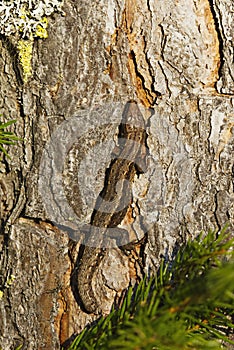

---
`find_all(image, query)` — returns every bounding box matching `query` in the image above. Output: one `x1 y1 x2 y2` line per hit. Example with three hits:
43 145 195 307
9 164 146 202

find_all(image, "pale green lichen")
35 17 48 39
17 37 33 82
17 15 49 81
0 1 64 82
0 274 16 299
5 274 16 287
0 1 64 38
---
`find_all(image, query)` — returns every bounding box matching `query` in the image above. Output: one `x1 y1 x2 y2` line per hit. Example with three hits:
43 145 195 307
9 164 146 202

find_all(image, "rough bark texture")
0 0 233 349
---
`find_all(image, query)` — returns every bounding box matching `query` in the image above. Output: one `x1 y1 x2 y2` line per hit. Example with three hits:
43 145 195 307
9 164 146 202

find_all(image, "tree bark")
0 0 233 349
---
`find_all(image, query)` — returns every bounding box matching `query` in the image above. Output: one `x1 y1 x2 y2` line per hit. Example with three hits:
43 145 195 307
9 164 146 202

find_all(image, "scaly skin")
77 101 147 313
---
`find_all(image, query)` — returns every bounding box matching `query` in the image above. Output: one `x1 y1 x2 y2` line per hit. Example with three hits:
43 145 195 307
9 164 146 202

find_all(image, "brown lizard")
77 101 147 313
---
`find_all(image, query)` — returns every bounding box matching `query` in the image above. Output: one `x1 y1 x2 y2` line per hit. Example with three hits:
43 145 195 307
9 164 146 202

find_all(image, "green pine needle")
0 116 22 159
66 227 234 350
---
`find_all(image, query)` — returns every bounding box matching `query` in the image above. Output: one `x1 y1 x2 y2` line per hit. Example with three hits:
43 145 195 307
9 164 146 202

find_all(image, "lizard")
77 100 148 313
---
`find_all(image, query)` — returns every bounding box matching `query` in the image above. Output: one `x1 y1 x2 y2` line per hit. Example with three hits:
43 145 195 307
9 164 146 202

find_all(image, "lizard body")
77 101 147 313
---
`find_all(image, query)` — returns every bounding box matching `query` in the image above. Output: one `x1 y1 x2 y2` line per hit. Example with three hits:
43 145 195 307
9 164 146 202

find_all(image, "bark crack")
207 0 225 91
0 35 24 86
128 49 158 107
213 190 221 234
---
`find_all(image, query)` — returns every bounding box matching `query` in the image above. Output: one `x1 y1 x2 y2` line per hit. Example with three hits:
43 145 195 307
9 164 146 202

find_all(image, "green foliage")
0 117 22 159
67 227 234 350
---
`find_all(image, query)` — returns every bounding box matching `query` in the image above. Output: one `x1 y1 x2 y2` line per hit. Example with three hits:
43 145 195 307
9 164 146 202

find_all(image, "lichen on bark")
0 0 64 82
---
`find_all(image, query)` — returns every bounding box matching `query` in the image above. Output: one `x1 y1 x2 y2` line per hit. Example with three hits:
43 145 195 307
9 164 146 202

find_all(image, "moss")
17 37 33 83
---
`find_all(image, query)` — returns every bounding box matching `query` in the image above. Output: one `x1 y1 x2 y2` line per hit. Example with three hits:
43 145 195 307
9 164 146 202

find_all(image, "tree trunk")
0 0 233 349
